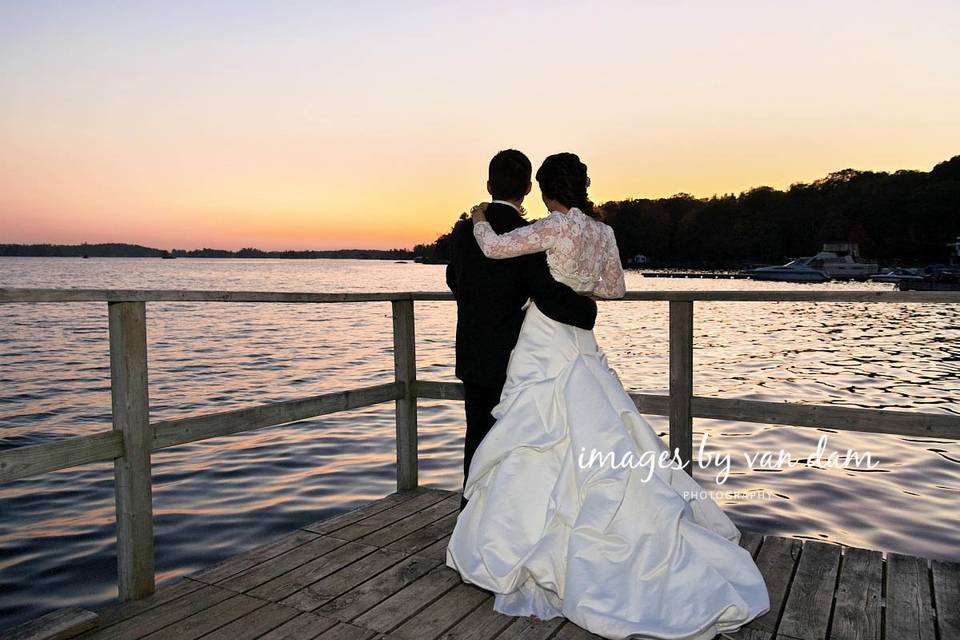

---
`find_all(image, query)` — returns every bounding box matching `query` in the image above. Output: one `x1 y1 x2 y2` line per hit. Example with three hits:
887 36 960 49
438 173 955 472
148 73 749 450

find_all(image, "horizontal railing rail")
416 381 960 439
1 286 958 606
3 287 960 303
151 382 403 450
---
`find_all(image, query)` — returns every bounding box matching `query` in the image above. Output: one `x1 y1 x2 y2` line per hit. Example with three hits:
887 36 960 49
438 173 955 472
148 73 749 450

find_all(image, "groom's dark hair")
488 149 532 201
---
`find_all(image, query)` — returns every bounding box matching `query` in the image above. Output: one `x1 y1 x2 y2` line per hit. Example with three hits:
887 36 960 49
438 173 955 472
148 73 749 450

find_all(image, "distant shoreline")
0 254 419 260
0 243 418 261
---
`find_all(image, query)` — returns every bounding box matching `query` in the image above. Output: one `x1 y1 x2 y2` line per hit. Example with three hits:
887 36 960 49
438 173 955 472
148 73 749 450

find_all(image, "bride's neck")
543 197 569 214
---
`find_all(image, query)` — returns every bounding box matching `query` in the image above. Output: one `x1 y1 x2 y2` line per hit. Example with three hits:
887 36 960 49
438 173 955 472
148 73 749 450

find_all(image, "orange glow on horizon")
1 1 958 251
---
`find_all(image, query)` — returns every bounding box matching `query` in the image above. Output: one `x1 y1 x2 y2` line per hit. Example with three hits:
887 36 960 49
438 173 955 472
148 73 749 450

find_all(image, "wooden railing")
1 287 959 605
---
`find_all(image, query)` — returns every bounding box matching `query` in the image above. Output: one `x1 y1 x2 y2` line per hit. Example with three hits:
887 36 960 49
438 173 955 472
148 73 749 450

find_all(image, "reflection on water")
0 257 958 629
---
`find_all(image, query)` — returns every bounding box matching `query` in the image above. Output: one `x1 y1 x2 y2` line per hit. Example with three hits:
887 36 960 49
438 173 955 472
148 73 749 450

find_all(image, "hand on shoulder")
470 202 490 224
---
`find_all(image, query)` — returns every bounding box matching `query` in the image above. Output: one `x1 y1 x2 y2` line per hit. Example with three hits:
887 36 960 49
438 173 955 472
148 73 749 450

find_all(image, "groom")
446 149 598 511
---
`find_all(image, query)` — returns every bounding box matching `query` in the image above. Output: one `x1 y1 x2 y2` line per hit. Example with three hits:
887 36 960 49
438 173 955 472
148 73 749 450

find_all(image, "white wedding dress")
445 207 770 640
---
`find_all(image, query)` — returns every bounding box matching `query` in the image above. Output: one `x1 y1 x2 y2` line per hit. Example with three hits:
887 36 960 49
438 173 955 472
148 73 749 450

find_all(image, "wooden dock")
2 288 960 640
5 487 950 640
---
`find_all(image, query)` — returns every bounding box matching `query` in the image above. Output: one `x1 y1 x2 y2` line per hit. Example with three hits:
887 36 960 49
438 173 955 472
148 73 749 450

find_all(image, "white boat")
740 260 831 282
803 243 879 279
870 267 925 284
742 243 879 282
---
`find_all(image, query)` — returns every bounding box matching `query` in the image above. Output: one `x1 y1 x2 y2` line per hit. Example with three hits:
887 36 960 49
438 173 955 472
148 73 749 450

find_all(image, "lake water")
1 257 958 629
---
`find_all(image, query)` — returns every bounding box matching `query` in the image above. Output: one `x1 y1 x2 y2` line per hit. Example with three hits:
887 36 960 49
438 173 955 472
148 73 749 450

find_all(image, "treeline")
0 243 165 258
0 243 415 260
417 154 960 267
171 247 413 259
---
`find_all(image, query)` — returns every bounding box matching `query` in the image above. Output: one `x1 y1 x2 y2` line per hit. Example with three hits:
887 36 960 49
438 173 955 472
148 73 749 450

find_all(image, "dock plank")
314 622 377 640
739 531 764 558
189 529 320 585
435 597 513 640
385 511 459 556
885 553 936 640
197 601 302 640
301 490 429 536
76 584 237 640
315 554 441 622
218 536 352 593
3 607 98 640
327 491 454 541
352 565 461 634
829 547 882 640
356 494 460 548
389 583 489 640
139 593 265 640
730 536 801 640
728 629 773 640
777 540 842 640
247 541 378 602
932 559 960 640
554 621 604 639
255 611 339 640
280 547 408 612
95 577 207 626
497 616 565 639
417 534 452 561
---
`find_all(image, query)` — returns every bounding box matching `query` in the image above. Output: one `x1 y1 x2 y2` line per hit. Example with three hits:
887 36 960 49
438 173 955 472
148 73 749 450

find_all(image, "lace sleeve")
472 211 564 259
594 228 626 299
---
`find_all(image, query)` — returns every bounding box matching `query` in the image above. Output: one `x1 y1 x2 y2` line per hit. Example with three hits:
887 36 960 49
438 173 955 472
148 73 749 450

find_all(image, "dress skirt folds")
446 301 770 640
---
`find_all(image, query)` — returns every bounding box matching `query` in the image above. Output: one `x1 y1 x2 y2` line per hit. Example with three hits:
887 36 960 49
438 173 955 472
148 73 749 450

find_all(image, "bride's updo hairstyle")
535 153 601 219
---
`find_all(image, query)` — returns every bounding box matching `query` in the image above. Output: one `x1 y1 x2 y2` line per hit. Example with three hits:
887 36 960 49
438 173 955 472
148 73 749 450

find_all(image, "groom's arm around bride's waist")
491 205 596 330
520 253 597 331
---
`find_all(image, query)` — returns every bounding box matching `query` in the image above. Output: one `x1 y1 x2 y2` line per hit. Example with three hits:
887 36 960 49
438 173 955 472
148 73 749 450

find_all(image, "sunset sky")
1 1 958 250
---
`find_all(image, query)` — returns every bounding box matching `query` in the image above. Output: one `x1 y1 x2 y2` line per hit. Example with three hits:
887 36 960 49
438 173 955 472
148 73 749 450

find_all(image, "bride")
445 153 769 640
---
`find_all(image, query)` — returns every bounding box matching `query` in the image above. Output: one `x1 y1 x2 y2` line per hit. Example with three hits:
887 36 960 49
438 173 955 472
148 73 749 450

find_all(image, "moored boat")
740 242 878 282
805 243 879 279
897 267 960 291
740 260 831 282
870 267 925 284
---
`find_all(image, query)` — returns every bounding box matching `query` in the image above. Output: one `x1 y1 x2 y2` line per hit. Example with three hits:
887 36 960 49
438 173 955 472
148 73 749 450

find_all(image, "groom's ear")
525 182 532 196
486 180 494 197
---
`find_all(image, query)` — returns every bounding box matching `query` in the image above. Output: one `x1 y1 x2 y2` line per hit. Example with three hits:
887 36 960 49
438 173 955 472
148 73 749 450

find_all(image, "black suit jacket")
445 202 598 387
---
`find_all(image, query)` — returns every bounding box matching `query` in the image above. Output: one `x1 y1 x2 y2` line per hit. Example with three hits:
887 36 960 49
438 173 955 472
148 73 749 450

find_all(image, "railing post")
669 300 694 476
392 299 418 490
108 301 156 600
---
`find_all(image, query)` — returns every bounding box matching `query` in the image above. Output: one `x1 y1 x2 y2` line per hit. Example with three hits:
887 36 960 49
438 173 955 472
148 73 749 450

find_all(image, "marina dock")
2 288 959 640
